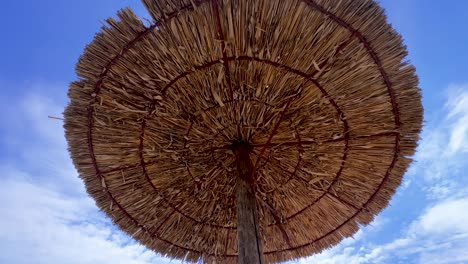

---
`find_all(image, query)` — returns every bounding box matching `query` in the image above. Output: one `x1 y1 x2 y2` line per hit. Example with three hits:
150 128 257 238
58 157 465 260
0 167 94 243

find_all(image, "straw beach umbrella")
64 0 422 263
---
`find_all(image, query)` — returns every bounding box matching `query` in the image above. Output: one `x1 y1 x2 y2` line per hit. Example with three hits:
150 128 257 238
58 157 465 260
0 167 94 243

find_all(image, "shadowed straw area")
64 0 423 263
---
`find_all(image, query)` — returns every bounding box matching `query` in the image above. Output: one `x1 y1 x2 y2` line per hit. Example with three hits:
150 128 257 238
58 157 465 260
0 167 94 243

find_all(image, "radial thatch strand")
64 0 423 263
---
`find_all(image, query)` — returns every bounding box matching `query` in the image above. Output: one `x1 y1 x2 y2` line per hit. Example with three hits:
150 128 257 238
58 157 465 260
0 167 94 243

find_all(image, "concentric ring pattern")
64 0 422 263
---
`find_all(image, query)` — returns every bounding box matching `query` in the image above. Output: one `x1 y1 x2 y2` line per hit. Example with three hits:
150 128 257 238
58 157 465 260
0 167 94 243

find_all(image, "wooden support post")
234 143 264 264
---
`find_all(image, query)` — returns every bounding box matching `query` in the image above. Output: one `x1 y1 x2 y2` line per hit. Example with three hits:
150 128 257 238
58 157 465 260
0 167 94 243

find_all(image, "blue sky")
0 0 467 263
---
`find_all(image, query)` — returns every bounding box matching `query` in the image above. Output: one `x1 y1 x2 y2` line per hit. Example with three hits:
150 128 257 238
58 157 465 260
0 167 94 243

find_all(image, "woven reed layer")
64 0 423 263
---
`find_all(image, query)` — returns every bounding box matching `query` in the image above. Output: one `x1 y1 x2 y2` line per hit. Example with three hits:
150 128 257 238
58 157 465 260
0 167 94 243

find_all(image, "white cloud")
294 216 389 264
445 84 468 155
362 87 468 262
413 197 468 235
298 84 468 264
0 177 171 264
418 239 468 264
380 196 468 263
300 196 468 264
296 246 367 264
1 80 467 264
408 84 468 200
0 84 176 264
0 82 82 195
20 92 66 143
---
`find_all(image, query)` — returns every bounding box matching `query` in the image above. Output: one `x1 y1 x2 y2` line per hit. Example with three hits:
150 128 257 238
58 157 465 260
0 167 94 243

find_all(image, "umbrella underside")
65 0 422 263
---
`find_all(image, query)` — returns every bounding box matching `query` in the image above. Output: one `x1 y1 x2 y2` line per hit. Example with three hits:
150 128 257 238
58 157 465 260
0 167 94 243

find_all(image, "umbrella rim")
64 0 422 262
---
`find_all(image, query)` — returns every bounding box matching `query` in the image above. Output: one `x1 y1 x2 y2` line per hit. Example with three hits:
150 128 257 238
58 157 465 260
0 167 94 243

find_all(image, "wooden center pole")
233 143 264 264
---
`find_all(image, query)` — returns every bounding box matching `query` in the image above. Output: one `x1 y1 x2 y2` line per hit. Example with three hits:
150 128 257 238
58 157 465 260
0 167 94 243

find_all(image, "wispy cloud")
0 81 176 264
1 80 467 264
298 83 468 264
0 176 168 264
445 84 468 155
408 84 468 200
0 81 81 195
363 196 468 264
366 85 468 263
413 197 468 235
298 196 468 264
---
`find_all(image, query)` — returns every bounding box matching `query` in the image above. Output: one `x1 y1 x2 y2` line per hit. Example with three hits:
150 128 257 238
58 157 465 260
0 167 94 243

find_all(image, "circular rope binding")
65 0 423 263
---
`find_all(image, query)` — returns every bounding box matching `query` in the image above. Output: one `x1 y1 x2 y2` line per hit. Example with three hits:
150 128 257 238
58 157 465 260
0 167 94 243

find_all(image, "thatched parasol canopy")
64 0 423 263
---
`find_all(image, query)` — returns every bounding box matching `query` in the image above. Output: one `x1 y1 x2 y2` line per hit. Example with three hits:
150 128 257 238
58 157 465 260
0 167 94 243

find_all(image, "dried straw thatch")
64 0 423 263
